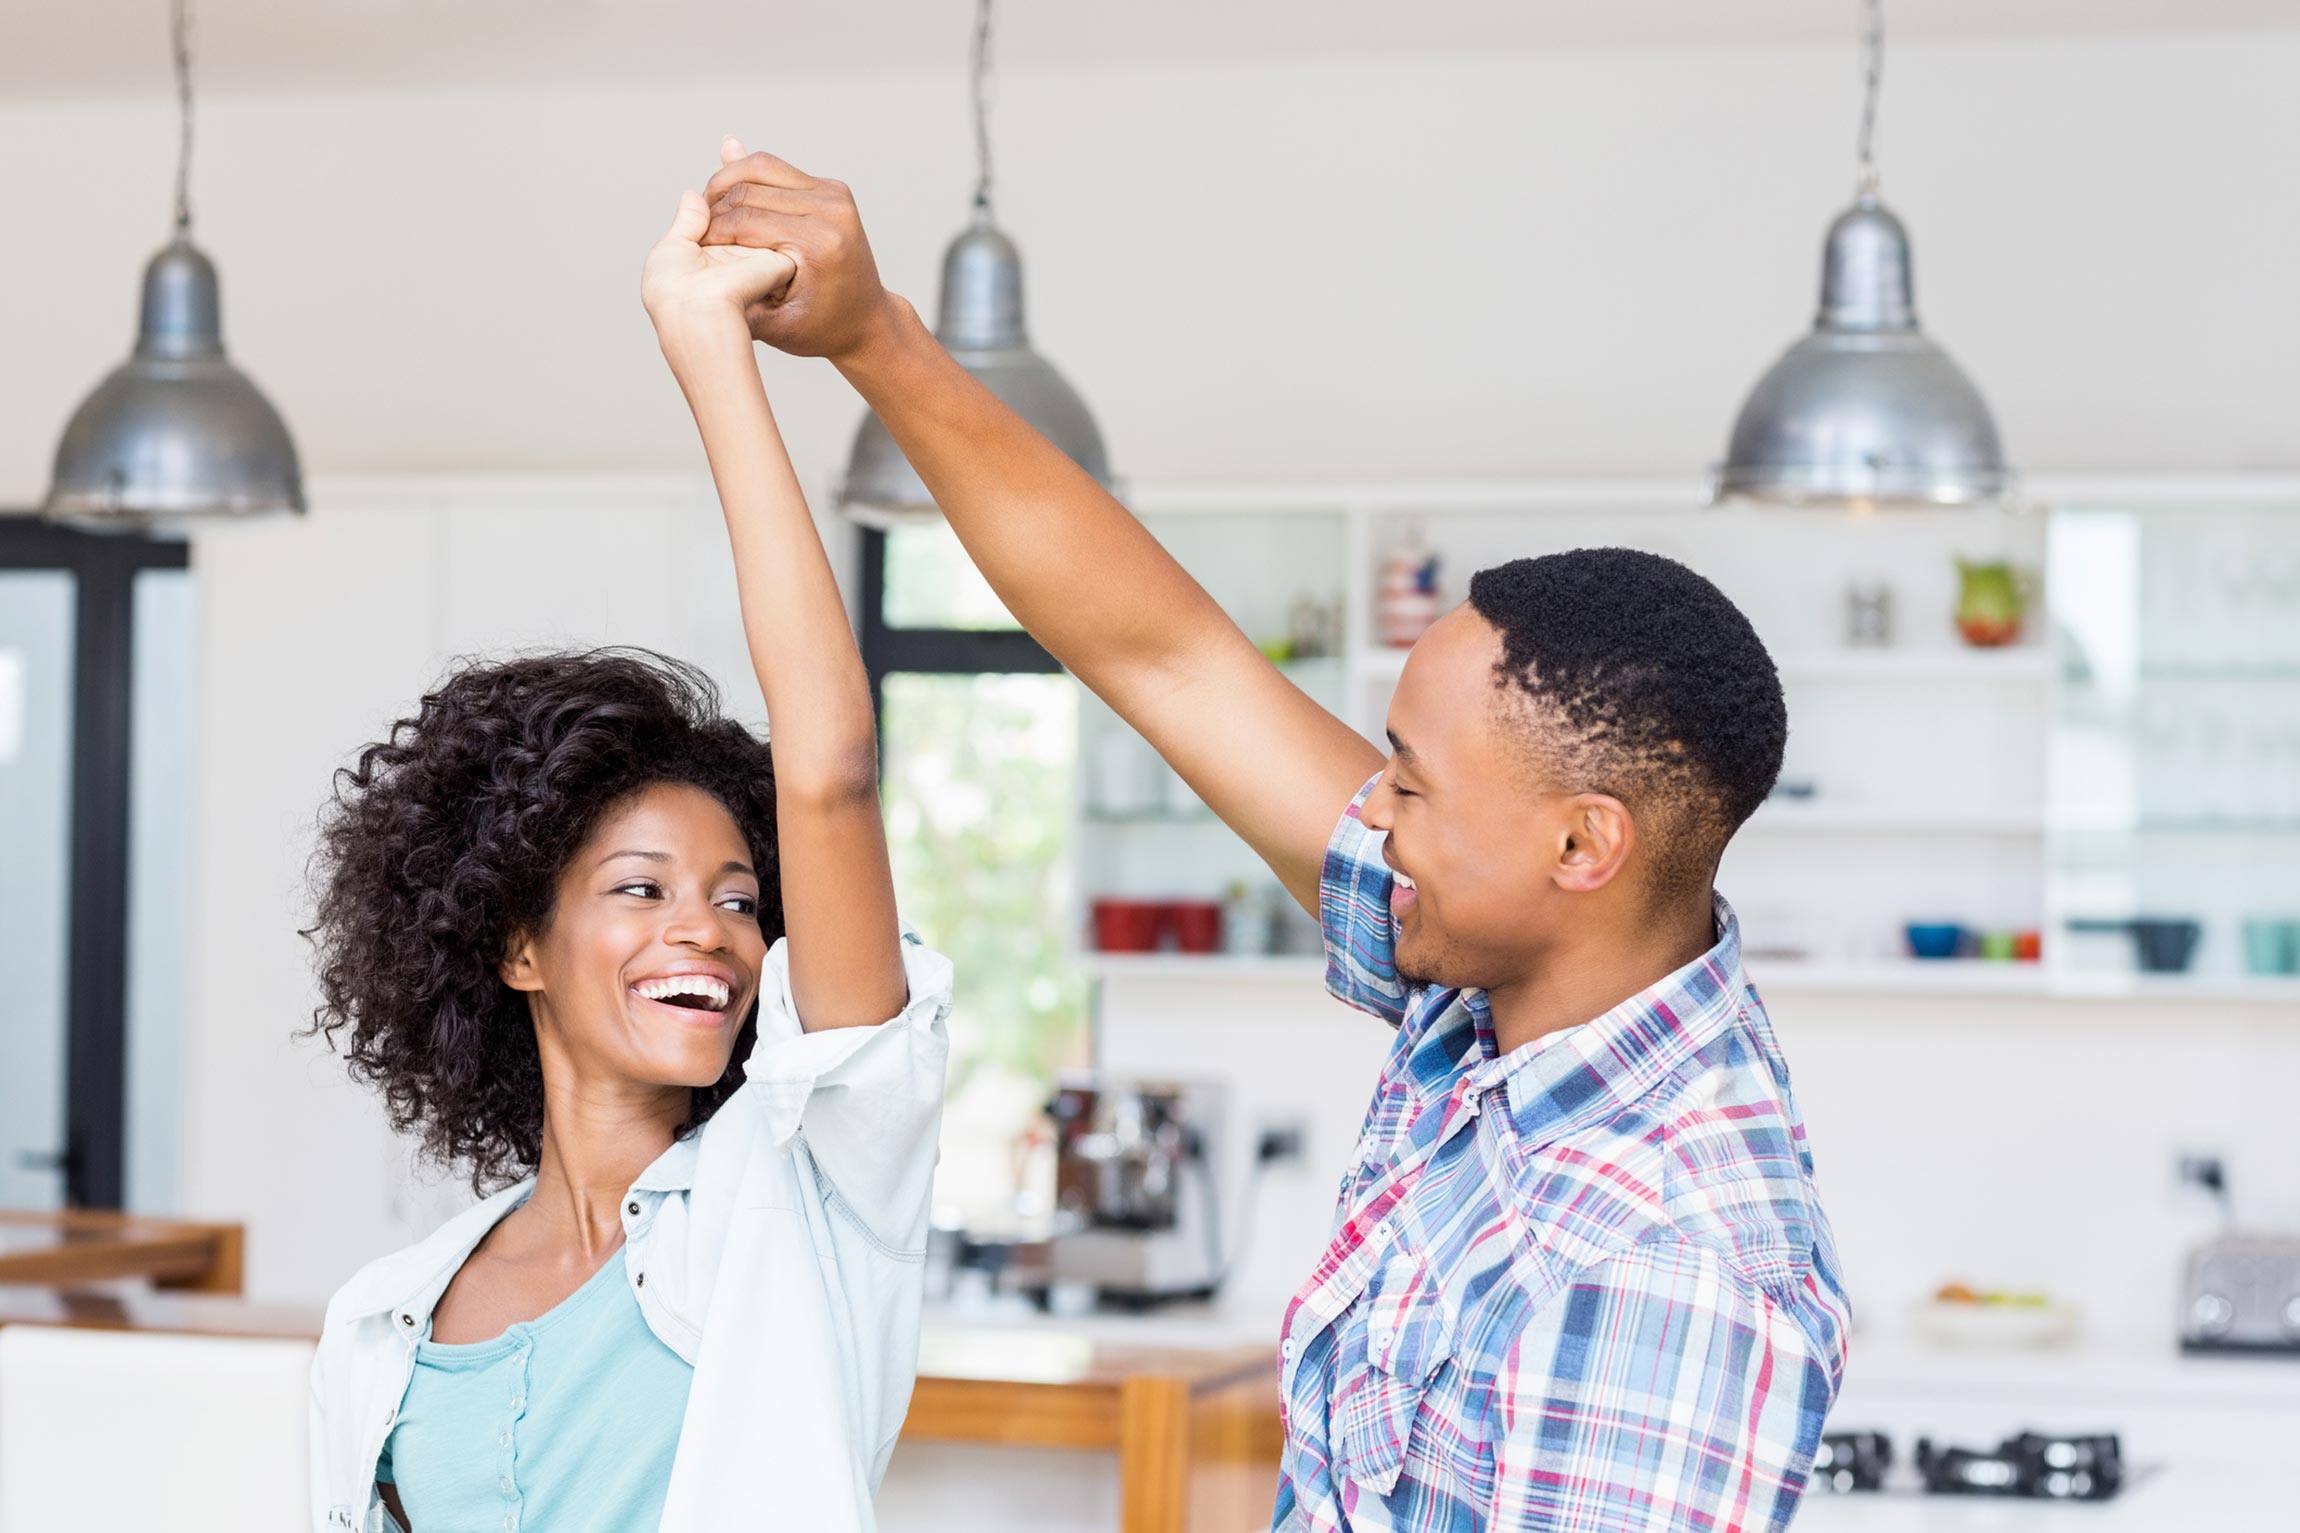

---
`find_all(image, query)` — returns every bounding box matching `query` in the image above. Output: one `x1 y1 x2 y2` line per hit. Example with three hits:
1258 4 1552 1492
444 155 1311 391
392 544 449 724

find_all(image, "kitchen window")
861 522 1085 1227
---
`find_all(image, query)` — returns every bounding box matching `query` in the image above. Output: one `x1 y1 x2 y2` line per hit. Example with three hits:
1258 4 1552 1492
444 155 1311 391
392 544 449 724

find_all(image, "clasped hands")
641 137 903 369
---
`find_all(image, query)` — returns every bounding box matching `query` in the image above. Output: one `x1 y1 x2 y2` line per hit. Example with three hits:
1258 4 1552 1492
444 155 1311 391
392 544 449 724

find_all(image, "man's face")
1358 605 1585 992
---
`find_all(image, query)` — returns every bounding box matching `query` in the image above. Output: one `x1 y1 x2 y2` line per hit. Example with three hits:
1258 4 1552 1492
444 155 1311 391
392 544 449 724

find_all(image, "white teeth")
634 975 730 1009
1395 872 1417 891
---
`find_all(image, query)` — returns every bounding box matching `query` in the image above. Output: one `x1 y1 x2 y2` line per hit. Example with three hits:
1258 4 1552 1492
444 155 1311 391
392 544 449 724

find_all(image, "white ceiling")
5 0 2298 99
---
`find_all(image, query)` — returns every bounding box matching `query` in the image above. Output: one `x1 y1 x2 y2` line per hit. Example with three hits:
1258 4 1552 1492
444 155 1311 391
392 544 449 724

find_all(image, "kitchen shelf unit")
1072 477 2300 1002
1077 954 2300 1006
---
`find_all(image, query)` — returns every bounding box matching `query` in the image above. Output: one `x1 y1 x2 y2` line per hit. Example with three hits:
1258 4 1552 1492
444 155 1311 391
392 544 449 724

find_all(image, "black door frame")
0 514 190 1209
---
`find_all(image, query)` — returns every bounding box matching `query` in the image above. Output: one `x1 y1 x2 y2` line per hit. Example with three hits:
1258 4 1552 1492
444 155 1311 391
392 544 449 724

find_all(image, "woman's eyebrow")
596 848 672 868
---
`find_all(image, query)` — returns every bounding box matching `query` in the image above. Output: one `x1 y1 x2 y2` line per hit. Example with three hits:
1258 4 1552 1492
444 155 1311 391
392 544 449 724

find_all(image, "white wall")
4 29 2297 513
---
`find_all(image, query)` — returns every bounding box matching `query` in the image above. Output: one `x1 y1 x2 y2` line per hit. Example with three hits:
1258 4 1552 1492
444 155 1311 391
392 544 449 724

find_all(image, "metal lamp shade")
1717 199 2009 509
839 219 1109 528
47 239 304 529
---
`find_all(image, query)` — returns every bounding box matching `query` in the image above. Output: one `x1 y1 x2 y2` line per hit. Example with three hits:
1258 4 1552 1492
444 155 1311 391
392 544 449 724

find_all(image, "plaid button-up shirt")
1272 781 1851 1532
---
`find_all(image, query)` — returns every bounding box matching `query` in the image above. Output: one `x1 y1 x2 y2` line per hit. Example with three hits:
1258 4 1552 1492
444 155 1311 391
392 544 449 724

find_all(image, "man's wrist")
829 294 928 389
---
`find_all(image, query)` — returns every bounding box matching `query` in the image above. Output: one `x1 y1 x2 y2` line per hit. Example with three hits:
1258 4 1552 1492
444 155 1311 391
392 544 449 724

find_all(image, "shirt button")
398 1312 415 1328
627 1200 641 1217
509 1394 525 1411
1281 1337 1298 1360
499 1472 514 1493
635 1271 645 1288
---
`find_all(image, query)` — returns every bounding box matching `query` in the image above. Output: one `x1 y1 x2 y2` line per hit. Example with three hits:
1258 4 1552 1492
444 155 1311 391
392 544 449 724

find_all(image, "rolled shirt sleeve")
1490 1239 1832 1533
740 929 954 1253
1321 773 1410 1026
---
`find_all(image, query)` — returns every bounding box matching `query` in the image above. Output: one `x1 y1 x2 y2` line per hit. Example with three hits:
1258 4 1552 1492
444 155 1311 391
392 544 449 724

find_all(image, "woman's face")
503 781 769 1094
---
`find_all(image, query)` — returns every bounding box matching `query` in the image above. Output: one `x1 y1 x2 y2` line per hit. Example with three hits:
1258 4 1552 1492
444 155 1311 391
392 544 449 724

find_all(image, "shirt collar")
335 1132 700 1325
631 1129 699 1194
1483 894 1751 1151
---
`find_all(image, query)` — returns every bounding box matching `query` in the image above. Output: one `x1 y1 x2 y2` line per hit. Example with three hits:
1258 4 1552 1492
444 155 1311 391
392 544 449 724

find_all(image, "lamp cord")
1855 0 1883 199
172 0 195 235
970 0 995 220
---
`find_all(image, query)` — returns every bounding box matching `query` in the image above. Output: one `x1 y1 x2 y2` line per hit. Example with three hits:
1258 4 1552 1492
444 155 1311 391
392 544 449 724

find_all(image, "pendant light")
837 0 1112 528
46 0 303 529
1714 0 2010 509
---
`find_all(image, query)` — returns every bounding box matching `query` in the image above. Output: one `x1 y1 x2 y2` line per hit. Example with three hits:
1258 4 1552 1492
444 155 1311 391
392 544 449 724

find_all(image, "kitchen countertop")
1795 1468 2268 1532
930 1297 2300 1404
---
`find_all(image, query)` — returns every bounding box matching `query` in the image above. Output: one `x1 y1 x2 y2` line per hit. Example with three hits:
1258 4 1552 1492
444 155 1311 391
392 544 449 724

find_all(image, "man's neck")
1482 894 1718 1057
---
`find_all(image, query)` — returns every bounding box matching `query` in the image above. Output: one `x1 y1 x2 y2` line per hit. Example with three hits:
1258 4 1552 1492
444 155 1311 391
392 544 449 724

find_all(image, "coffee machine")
1043 1076 1228 1308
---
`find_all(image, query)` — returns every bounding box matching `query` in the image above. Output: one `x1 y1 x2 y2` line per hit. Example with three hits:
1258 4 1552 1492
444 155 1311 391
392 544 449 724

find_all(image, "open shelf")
1745 804 2046 836
1774 648 2054 682
1746 959 2052 996
1080 952 1326 980
1079 952 2300 1004
1350 645 2055 686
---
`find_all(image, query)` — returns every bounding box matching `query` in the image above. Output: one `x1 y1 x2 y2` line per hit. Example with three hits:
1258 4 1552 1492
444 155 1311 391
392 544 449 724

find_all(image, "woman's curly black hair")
303 648 783 1192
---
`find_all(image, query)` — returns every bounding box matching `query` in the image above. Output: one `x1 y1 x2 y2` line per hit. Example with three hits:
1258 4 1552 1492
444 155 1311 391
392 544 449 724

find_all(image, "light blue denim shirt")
311 931 954 1533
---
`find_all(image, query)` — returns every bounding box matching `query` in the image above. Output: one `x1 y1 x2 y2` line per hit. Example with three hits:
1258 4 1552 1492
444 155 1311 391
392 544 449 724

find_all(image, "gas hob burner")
1915 1432 2124 1501
1812 1431 1892 1493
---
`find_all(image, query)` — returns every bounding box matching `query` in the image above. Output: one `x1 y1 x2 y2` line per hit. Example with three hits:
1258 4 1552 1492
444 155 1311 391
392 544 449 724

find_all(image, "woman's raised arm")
642 138 904 1032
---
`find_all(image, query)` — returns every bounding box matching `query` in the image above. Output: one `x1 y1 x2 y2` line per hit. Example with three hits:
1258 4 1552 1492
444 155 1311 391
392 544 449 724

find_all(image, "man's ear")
500 931 545 994
1553 793 1635 894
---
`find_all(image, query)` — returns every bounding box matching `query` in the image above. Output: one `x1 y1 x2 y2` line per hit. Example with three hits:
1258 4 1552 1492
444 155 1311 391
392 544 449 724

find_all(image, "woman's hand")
642 141 797 365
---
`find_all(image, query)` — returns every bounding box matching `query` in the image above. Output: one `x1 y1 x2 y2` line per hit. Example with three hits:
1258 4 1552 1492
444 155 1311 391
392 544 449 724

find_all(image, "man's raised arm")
703 152 1382 911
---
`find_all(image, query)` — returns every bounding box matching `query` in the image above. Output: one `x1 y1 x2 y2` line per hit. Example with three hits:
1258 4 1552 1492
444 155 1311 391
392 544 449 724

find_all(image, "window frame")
855 525 1061 716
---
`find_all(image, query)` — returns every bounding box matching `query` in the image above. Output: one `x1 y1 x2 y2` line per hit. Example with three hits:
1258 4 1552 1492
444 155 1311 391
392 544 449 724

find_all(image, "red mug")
1091 899 1166 953
1168 900 1224 954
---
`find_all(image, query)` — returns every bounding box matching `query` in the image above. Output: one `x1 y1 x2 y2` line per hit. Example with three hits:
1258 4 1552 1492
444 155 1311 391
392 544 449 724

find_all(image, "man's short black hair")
1466 548 1786 904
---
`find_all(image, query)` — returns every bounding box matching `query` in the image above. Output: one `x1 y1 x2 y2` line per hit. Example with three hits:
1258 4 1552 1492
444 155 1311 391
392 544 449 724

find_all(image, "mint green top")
377 1248 692 1532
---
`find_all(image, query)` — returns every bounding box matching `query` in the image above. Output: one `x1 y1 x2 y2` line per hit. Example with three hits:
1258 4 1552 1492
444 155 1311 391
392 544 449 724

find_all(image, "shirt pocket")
1328 1245 1456 1497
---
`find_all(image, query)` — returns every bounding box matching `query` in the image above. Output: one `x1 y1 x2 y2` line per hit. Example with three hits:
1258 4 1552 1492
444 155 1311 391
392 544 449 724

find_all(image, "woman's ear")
1554 793 1635 894
500 932 544 994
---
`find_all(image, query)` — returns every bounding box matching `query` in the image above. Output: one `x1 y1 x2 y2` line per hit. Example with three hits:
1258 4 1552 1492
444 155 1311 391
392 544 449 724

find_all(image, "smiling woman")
299 147 954 1533
305 653 782 1189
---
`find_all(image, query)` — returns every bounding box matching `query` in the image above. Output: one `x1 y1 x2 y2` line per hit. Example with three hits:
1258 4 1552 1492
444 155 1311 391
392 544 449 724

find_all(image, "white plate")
1909 1298 2083 1350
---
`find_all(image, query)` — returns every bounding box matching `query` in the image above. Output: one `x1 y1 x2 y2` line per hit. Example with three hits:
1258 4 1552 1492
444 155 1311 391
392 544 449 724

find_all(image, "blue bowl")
1905 922 1964 960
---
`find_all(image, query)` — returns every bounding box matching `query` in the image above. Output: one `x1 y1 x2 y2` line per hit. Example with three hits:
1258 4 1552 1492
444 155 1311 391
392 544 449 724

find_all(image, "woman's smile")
628 961 741 1027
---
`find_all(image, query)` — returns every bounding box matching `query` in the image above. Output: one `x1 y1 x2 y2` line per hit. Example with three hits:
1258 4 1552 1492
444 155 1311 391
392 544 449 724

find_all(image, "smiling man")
700 151 1850 1532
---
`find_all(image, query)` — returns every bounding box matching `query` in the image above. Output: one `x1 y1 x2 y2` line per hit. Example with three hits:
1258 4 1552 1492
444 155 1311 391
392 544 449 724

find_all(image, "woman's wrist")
653 302 755 378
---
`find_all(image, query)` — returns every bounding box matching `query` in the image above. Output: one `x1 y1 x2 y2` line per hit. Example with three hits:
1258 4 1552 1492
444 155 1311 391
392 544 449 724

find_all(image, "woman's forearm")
660 316 905 1029
665 321 875 784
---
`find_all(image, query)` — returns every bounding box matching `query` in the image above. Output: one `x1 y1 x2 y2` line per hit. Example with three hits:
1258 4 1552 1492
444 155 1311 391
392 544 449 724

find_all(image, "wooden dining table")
0 1208 246 1294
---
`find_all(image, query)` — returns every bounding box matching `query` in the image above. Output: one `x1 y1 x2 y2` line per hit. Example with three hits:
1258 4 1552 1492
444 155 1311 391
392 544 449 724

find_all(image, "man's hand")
702 144 906 363
640 149 796 367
